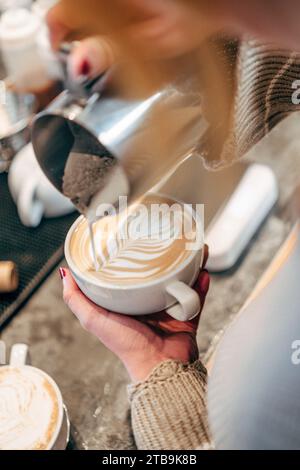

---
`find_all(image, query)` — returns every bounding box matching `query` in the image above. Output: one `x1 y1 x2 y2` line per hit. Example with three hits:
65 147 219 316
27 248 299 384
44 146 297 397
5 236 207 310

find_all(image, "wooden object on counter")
0 261 19 293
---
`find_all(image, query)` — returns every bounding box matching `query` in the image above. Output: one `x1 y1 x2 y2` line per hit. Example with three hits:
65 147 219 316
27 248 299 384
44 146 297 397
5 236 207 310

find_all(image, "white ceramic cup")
8 143 74 227
65 210 204 322
0 342 70 450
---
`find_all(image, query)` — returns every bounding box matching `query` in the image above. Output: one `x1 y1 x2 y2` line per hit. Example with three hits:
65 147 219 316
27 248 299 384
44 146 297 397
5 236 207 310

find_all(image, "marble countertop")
1 113 300 450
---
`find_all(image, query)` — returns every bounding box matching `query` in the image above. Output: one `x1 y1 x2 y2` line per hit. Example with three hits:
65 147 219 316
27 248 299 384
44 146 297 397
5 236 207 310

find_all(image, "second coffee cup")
0 343 70 450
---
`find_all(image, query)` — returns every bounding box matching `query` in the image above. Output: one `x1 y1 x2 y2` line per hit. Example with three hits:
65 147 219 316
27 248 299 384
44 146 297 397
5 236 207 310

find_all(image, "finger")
195 269 210 302
68 37 115 81
60 267 111 335
189 269 210 328
201 244 209 269
47 5 70 50
60 267 144 339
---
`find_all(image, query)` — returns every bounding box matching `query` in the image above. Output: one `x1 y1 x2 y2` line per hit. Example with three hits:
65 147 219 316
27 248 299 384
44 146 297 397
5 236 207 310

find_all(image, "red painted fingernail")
80 59 91 76
59 268 66 280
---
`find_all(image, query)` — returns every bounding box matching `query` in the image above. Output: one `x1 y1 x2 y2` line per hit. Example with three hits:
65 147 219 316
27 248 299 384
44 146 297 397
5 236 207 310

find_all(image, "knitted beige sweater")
128 360 212 450
128 39 300 451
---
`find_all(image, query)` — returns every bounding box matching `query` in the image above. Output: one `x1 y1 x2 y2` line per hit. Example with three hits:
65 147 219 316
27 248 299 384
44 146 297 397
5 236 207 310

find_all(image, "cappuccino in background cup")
65 193 204 321
0 343 69 450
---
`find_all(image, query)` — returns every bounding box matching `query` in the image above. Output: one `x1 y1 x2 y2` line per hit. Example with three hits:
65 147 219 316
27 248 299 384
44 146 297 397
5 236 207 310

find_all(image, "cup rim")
0 365 64 450
65 200 204 291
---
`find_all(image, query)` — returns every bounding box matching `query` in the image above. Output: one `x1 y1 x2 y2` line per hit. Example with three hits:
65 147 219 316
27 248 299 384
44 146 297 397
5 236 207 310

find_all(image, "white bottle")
0 8 51 93
0 0 33 14
32 0 62 82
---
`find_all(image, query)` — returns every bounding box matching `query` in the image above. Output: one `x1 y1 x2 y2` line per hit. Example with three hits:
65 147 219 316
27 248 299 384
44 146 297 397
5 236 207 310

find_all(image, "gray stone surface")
2 113 300 449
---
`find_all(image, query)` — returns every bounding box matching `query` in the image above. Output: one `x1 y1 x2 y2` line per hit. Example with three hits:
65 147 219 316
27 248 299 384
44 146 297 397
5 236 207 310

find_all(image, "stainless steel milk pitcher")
31 59 207 216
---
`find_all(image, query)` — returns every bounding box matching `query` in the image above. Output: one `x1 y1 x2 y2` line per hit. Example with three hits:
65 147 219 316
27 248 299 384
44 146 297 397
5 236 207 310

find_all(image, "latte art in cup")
70 194 199 285
0 366 62 450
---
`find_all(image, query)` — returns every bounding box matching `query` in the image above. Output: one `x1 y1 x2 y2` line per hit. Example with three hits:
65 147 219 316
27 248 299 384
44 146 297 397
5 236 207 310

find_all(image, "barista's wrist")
124 350 198 383
124 354 168 383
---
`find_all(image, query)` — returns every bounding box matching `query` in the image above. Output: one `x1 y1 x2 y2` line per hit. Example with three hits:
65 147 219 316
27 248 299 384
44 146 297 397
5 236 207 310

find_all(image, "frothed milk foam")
70 194 198 285
0 367 60 450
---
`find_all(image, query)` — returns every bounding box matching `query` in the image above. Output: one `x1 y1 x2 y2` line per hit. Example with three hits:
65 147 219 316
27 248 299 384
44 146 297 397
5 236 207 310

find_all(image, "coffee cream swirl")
0 367 60 450
70 194 198 285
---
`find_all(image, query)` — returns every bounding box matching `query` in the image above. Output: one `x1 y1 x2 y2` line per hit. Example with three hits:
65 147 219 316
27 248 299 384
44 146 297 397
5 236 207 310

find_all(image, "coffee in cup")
66 193 204 321
70 193 198 285
0 365 63 450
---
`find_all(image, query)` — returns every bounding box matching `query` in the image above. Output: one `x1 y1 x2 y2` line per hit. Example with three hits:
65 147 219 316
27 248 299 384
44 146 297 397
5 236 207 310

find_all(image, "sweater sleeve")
227 40 300 159
198 39 300 168
127 360 213 450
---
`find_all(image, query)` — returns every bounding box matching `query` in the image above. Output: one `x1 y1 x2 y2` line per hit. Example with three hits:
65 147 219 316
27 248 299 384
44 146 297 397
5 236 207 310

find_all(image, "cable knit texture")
128 360 212 450
127 40 300 451
226 40 300 160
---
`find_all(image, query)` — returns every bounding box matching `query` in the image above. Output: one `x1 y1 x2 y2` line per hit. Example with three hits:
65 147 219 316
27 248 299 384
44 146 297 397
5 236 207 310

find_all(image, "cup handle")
9 344 30 367
17 179 44 228
166 281 201 322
